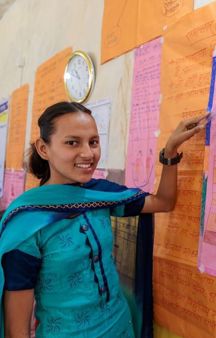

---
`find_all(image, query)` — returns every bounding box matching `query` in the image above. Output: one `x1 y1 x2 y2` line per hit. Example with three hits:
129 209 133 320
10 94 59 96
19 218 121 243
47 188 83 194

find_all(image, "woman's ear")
35 138 49 160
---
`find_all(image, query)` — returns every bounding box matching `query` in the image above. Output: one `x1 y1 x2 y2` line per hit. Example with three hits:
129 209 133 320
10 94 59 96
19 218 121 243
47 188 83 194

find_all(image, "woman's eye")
65 140 78 146
90 140 99 146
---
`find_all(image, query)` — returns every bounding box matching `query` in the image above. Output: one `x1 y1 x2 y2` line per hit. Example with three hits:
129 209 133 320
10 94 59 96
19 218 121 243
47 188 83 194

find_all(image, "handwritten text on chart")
125 38 162 192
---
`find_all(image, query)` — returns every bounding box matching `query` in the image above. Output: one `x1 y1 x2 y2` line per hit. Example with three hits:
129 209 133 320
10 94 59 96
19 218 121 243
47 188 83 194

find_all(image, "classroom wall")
0 0 133 169
1 1 216 338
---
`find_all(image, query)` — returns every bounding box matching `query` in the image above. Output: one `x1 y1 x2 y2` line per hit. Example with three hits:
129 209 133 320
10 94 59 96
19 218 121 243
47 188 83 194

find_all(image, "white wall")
0 0 134 169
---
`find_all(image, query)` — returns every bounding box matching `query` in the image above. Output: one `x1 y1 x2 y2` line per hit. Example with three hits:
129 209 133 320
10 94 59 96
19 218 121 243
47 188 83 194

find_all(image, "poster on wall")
86 99 111 169
154 2 216 268
6 84 29 170
101 0 193 63
0 101 9 198
153 3 216 338
125 37 162 192
0 169 25 211
26 48 72 191
199 50 216 276
31 47 72 141
154 257 216 338
25 173 39 191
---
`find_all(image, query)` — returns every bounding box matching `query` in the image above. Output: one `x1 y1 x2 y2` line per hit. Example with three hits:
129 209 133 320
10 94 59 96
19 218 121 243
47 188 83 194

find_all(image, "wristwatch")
159 148 183 165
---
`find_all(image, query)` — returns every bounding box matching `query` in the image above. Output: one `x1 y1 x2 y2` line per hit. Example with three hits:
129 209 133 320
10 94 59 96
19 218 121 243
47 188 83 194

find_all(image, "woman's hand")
164 114 209 157
142 113 209 213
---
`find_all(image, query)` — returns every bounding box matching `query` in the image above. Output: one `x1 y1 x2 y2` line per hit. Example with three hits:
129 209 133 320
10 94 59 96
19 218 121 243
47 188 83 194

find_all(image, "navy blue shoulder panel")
83 178 129 192
2 249 42 291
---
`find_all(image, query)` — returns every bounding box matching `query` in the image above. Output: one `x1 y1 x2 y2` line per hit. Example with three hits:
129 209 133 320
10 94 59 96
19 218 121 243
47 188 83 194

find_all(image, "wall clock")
64 50 95 103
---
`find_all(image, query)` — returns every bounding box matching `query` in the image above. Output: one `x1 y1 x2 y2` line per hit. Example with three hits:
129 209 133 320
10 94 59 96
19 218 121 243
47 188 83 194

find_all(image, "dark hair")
28 101 92 185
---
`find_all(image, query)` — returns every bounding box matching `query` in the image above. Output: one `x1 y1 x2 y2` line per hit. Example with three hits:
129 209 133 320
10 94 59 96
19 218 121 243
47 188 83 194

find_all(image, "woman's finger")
178 125 203 144
172 124 203 148
185 113 210 130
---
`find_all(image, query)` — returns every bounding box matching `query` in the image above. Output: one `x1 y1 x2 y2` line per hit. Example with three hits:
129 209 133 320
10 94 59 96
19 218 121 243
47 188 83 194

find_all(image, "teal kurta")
16 208 134 337
0 182 146 338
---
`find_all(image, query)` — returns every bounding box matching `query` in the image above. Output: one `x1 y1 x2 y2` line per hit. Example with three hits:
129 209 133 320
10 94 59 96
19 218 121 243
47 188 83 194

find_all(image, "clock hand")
75 70 80 80
71 69 80 80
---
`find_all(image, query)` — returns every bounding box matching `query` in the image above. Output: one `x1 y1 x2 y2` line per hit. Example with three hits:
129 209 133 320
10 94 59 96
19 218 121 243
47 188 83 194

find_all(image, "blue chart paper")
205 55 216 145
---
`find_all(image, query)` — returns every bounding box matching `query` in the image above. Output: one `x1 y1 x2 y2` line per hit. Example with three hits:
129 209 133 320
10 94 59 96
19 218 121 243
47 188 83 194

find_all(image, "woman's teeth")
75 164 92 168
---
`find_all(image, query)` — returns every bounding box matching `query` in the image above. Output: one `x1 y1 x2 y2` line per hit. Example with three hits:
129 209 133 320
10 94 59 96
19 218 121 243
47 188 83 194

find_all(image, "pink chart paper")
0 169 25 211
125 38 162 192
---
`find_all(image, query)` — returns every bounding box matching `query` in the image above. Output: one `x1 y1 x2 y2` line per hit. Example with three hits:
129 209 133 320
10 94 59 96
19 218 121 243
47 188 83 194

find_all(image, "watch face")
64 51 95 103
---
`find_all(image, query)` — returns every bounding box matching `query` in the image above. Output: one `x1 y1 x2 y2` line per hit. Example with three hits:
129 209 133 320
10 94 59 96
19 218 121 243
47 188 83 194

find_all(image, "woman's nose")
80 144 93 158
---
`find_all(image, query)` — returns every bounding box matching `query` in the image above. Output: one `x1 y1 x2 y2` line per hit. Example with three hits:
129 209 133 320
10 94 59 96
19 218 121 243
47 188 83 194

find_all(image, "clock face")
64 51 95 103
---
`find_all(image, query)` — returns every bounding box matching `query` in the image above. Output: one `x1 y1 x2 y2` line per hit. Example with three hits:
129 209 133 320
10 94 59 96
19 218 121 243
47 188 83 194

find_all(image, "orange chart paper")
153 3 216 338
154 2 216 267
154 257 216 338
31 47 72 141
101 0 193 63
25 172 39 191
137 0 193 47
6 84 29 170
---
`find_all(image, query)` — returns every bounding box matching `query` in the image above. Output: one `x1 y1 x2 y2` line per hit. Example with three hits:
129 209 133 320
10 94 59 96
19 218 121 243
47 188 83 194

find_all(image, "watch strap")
159 148 183 165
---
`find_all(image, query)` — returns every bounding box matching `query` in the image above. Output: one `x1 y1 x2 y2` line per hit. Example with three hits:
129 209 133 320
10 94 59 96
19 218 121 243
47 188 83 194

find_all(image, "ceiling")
0 0 16 20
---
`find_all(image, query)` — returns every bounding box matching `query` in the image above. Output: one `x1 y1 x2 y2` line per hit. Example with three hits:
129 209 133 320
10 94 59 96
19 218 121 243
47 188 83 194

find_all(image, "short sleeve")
2 233 42 291
110 195 146 217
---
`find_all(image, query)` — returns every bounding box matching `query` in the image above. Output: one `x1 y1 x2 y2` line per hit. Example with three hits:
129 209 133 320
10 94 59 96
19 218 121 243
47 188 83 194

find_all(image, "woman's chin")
78 175 94 184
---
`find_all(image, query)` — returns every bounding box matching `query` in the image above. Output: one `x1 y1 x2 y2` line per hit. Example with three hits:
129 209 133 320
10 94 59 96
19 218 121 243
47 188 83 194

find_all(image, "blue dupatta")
0 179 153 338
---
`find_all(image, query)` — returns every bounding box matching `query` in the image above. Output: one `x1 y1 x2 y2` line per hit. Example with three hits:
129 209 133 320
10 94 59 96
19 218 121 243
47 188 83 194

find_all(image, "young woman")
0 102 206 338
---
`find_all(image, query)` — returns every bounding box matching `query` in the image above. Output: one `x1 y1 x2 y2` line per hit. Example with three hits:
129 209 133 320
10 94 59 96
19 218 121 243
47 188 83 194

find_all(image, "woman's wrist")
159 145 183 166
164 145 178 158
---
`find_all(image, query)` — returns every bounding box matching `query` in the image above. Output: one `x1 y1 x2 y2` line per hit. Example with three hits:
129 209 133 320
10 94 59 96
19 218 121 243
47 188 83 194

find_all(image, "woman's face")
39 112 101 185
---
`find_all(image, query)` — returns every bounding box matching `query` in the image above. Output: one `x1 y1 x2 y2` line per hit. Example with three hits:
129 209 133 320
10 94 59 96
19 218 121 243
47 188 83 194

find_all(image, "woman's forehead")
53 112 98 135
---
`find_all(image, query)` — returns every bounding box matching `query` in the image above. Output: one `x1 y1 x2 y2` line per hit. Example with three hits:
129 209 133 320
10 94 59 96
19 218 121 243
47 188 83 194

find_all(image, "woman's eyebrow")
64 135 99 139
64 135 81 139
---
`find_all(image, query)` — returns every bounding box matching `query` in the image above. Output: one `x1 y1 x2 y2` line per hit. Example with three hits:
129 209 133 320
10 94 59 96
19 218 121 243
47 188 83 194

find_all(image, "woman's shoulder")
1 185 52 224
6 185 44 209
84 178 129 192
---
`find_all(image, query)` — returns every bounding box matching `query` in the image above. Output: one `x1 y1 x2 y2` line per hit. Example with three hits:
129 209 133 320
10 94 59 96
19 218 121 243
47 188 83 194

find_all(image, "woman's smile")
74 163 93 169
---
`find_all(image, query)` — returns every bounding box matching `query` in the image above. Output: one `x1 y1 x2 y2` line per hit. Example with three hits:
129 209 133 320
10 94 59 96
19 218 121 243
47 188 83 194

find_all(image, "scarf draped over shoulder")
0 179 153 338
